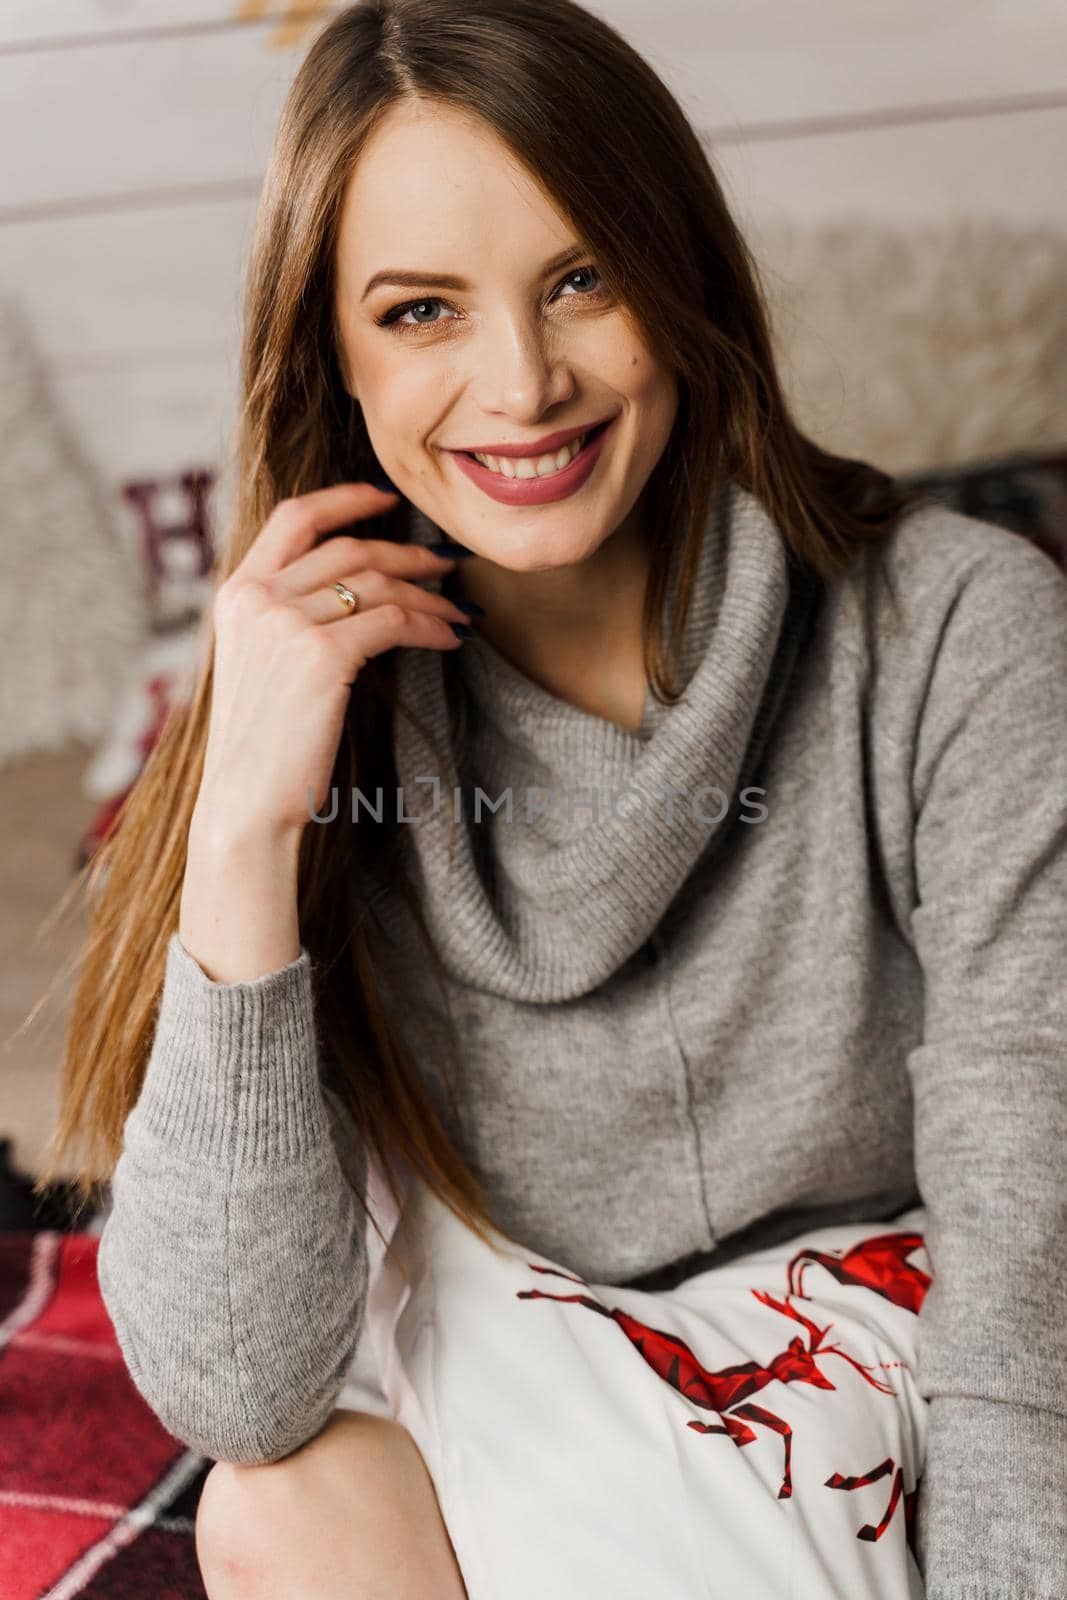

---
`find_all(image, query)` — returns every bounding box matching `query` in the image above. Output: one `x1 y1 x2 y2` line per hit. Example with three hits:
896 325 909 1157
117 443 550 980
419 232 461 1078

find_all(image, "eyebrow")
360 243 588 304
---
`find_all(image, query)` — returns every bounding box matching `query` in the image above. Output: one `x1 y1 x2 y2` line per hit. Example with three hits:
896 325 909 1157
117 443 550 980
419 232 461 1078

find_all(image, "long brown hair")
35 0 927 1238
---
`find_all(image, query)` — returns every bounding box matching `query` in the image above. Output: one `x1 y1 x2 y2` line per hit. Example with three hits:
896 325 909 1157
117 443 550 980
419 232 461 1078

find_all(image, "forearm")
181 796 304 983
97 931 369 1465
917 1394 1067 1600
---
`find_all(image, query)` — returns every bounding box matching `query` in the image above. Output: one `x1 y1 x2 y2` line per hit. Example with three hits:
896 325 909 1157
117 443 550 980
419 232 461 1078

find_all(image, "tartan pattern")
0 1231 210 1599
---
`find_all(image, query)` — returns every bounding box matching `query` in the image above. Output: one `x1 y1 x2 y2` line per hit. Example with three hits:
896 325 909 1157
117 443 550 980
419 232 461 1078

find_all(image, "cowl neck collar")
382 476 819 1003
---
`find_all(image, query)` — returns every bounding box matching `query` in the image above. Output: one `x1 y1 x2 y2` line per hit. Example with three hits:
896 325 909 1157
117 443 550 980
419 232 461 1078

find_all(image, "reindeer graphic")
786 1232 930 1313
517 1228 930 1550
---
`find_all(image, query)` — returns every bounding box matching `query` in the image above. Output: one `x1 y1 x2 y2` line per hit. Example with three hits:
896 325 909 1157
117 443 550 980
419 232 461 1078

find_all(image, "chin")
479 534 605 574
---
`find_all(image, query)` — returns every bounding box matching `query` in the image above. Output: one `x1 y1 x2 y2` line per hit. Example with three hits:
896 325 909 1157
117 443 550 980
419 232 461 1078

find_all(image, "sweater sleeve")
905 536 1067 1599
96 930 369 1466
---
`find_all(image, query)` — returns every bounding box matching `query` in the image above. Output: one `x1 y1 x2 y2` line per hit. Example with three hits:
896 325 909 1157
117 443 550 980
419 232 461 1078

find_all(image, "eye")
557 265 603 298
378 297 453 331
375 263 607 335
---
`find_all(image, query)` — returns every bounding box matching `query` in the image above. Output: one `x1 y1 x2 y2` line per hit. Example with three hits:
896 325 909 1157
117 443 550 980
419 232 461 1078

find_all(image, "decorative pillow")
77 471 217 868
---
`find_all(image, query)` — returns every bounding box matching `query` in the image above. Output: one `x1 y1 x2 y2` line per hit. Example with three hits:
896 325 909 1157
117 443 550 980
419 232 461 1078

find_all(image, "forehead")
334 98 575 284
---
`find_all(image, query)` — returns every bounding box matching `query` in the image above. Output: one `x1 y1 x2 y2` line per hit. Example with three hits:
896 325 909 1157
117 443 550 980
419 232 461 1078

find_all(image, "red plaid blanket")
0 1230 209 1599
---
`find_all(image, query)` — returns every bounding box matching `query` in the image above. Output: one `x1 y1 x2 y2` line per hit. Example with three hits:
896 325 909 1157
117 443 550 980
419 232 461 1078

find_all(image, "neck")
446 501 653 731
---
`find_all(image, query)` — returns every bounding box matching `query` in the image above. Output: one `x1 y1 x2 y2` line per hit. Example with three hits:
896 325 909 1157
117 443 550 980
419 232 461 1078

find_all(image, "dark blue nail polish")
429 540 476 559
453 599 486 617
449 621 475 637
368 469 399 494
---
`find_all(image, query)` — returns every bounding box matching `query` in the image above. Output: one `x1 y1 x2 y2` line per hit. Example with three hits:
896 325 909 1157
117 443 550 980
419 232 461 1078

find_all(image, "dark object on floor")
0 1227 211 1598
0 1137 92 1233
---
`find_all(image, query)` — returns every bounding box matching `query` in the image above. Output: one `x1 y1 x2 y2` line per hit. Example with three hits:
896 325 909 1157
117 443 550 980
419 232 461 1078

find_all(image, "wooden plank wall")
1 0 1064 492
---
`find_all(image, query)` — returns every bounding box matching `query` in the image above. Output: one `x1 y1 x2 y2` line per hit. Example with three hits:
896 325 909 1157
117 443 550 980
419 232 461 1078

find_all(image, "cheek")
360 367 430 436
609 338 671 410
631 360 679 440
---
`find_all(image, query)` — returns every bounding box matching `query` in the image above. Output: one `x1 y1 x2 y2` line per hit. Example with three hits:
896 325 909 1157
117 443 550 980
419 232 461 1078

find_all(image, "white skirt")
337 1157 929 1600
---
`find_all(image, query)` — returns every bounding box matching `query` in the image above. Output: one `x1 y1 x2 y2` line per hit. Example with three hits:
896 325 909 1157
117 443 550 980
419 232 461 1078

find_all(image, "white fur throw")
752 218 1067 476
0 293 146 768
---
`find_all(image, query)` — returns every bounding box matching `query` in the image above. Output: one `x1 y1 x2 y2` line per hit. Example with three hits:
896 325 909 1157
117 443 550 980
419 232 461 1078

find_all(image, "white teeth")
473 433 587 478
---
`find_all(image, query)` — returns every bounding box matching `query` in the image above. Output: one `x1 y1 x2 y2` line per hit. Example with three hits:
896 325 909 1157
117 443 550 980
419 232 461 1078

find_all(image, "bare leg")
195 1409 469 1600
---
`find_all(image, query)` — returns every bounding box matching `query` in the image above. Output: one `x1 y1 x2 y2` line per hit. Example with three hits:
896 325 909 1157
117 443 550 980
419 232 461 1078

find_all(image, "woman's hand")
196 482 467 846
177 483 466 982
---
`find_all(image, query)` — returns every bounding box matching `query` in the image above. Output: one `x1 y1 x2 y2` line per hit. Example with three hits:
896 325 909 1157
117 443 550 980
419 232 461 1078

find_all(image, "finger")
275 533 455 599
297 568 475 628
240 483 401 584
330 602 466 673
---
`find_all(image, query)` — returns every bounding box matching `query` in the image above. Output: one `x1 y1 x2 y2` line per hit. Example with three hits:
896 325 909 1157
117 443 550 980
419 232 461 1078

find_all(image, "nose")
466 315 576 424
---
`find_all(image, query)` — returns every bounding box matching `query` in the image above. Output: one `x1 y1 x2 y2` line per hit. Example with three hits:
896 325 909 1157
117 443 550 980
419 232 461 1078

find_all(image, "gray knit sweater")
97 478 1067 1599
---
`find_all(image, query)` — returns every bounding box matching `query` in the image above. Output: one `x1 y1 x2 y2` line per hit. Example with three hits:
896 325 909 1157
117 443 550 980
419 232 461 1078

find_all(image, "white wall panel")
0 29 289 215
718 103 1067 231
1 199 255 362
57 359 238 484
638 0 1067 131
0 1 341 48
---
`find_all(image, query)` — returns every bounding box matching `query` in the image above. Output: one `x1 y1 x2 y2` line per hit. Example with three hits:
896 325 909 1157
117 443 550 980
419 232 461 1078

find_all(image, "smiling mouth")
459 419 611 479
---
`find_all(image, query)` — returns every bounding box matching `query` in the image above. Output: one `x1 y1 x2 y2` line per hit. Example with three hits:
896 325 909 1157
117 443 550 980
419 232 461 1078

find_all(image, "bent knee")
195 1412 419 1578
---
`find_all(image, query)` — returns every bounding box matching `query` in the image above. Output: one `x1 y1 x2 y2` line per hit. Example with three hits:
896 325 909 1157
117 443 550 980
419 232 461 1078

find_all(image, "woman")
45 1 1067 1597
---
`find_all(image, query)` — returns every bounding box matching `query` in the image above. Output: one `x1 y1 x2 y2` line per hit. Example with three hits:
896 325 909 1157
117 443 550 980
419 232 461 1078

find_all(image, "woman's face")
333 97 679 573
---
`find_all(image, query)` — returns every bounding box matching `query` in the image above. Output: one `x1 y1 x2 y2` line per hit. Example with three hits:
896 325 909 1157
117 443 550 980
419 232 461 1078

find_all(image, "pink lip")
447 417 615 506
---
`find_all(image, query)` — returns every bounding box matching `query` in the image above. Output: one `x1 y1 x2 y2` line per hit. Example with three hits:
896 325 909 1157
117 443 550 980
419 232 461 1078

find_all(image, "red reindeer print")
517 1263 896 1504
786 1232 930 1314
823 1456 920 1547
781 1229 929 1551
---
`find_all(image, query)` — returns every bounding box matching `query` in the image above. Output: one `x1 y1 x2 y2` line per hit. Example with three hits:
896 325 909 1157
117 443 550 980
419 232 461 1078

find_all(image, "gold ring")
332 581 360 614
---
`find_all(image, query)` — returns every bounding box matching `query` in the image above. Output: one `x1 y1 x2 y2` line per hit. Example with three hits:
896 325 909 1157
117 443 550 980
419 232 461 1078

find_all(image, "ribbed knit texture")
96 936 368 1463
97 477 1067 1598
129 937 328 1162
387 473 820 1001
